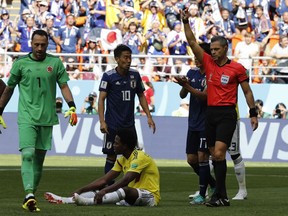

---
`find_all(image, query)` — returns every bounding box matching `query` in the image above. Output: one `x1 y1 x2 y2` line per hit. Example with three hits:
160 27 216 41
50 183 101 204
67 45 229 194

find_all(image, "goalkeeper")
0 30 77 212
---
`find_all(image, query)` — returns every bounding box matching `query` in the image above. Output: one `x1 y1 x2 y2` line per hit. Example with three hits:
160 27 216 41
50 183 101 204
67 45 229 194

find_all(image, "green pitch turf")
0 155 287 216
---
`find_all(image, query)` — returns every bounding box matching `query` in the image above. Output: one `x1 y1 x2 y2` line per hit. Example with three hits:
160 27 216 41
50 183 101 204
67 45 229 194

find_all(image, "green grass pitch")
0 155 287 216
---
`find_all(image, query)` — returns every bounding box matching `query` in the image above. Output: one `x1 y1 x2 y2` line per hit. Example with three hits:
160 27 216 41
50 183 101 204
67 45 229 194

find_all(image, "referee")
181 9 258 207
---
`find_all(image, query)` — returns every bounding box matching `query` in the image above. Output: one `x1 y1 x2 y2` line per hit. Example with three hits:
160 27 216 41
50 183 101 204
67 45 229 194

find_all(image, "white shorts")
228 120 240 156
134 189 156 207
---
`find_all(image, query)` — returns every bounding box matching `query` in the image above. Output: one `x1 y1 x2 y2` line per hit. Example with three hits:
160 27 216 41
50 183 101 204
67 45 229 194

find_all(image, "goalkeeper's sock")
33 149 47 193
21 148 35 194
101 188 126 204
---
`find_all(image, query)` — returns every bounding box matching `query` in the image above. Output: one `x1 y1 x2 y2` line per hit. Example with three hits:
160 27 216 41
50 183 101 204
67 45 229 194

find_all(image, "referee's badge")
47 66 53 73
130 80 136 89
221 74 229 85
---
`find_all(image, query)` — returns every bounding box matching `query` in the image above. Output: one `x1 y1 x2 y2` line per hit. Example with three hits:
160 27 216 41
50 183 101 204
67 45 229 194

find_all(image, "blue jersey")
186 68 207 131
99 68 144 130
58 26 80 53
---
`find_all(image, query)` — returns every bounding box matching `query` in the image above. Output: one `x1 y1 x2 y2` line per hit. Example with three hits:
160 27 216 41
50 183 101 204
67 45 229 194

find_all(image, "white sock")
102 188 126 204
26 193 34 199
81 191 97 198
233 156 246 191
209 158 214 173
62 197 74 204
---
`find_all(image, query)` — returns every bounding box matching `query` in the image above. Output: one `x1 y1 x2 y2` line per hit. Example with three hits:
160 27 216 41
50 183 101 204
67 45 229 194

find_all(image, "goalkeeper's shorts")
19 124 52 151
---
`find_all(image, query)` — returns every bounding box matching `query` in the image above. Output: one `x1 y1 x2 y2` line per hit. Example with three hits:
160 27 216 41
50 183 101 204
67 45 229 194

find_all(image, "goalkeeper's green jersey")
7 53 69 125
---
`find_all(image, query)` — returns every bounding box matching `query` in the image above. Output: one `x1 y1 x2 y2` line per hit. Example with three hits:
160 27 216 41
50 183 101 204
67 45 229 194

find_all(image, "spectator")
255 99 271 118
50 0 66 28
201 3 215 28
35 1 50 28
106 0 122 29
81 91 98 114
141 0 166 35
167 21 188 58
171 58 191 76
16 15 38 53
234 32 260 73
88 0 106 28
136 76 155 115
253 0 270 19
0 9 15 50
0 47 12 78
136 57 152 77
123 22 144 66
56 97 64 114
171 98 189 117
82 37 104 80
31 0 43 17
251 5 273 56
164 0 182 30
152 56 171 81
66 57 81 80
256 59 285 83
269 35 288 83
58 13 81 61
188 3 206 43
215 8 236 56
272 102 288 119
205 0 222 23
277 11 288 36
42 13 60 53
233 0 249 36
16 9 31 30
276 0 288 18
119 6 138 34
19 0 34 15
145 20 167 56
205 25 218 43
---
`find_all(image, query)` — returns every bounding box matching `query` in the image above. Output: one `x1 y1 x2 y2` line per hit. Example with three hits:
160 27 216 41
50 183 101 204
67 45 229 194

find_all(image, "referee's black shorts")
206 106 237 148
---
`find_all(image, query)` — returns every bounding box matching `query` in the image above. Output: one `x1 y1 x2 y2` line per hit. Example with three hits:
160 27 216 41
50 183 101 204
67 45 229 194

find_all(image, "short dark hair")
114 44 132 58
255 99 263 107
211 36 228 47
116 128 137 150
255 5 263 11
275 103 286 109
32 29 48 41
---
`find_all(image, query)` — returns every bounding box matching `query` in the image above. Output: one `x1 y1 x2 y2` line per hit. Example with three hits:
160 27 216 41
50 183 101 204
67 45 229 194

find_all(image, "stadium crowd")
0 0 287 82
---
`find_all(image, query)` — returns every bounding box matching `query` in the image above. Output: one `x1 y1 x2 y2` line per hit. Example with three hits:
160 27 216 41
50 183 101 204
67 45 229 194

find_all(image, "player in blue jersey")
174 44 216 205
98 44 156 180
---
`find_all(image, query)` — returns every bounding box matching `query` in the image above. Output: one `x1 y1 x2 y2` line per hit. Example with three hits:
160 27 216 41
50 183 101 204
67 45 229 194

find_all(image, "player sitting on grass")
45 128 160 207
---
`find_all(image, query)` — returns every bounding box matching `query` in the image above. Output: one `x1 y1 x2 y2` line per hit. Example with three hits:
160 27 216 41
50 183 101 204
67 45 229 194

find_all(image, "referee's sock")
213 159 228 199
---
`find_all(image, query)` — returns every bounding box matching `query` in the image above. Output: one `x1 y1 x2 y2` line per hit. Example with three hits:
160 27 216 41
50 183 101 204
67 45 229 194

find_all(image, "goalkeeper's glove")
64 106 78 126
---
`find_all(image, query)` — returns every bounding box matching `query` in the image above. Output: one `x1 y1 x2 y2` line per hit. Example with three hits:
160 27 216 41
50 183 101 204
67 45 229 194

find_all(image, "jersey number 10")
121 90 131 101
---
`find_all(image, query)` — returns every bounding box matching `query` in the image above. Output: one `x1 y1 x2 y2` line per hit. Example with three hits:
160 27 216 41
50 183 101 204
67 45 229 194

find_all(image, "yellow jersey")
112 150 161 205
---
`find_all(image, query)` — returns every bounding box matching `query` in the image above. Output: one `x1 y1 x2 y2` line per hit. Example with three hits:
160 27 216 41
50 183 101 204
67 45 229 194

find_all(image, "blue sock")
105 159 115 185
199 161 210 197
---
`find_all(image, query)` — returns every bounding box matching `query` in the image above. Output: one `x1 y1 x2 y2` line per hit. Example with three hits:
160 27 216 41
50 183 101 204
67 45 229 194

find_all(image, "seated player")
45 128 160 207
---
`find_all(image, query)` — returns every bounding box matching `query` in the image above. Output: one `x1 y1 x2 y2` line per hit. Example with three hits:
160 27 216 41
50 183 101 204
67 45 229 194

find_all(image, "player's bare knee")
187 154 198 166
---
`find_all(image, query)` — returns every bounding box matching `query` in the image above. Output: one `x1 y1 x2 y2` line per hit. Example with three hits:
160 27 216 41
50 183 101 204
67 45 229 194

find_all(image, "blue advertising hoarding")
1 114 288 162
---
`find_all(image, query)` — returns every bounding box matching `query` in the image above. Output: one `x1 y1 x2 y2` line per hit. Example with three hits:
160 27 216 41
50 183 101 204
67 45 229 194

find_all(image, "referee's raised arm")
180 9 204 64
